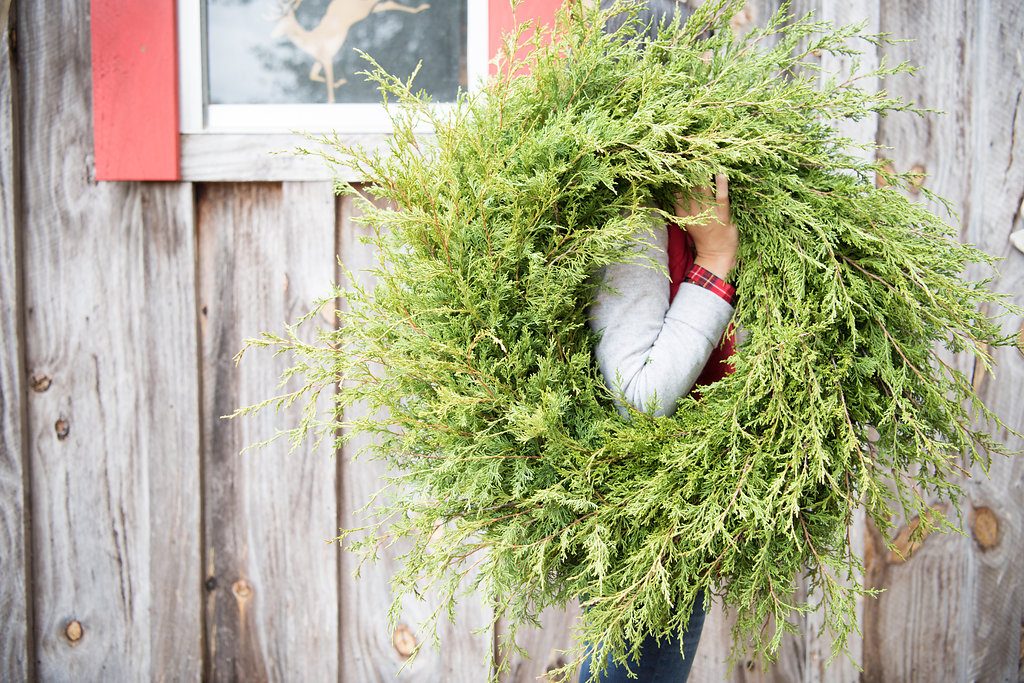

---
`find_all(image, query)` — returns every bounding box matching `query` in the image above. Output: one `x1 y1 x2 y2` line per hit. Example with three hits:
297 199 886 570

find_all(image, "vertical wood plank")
141 184 205 683
689 9 781 681
864 1 1024 681
746 1 876 681
25 182 203 681
689 2 790 681
497 607 581 683
0 0 31 679
488 2 587 678
864 3 965 681
19 0 203 678
198 181 340 681
337 189 493 683
960 5 1024 680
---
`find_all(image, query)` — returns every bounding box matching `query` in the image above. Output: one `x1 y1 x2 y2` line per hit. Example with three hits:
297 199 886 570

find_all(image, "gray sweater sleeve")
587 217 735 418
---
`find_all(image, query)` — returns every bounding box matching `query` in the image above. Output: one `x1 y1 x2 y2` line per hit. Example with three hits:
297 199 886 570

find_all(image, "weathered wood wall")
0 0 1021 681
860 2 1024 681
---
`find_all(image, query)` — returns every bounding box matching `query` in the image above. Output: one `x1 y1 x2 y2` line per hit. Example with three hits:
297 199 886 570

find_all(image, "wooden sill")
179 132 402 182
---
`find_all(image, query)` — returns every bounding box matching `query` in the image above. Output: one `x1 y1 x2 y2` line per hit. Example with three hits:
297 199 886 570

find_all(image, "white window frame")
178 0 489 136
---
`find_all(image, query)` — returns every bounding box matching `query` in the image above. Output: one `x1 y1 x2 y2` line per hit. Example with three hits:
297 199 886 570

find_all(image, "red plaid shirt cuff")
683 263 738 306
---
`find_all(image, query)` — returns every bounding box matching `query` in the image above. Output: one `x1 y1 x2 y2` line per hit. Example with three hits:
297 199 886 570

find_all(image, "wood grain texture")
687 1 875 680
687 6 790 680
802 3 875 679
0 0 31 679
181 134 331 182
496 604 583 683
22 181 202 681
337 190 493 683
4 0 1022 679
139 183 205 683
746 1 877 681
863 3 973 681
180 133 393 182
198 181 340 681
18 0 203 678
962 4 1024 677
863 1 1024 681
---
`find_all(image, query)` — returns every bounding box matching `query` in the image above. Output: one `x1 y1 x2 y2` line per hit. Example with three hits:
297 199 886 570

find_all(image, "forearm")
588 221 735 418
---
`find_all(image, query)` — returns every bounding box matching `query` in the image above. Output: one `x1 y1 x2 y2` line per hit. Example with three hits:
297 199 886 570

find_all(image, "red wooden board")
90 0 179 181
489 0 565 75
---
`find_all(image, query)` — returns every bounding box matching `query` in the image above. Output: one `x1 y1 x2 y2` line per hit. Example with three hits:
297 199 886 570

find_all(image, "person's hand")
673 173 738 279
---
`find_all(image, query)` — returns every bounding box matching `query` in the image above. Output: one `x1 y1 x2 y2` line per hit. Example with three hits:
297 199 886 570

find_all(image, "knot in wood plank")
971 506 1000 551
391 623 417 658
231 579 253 601
64 620 83 642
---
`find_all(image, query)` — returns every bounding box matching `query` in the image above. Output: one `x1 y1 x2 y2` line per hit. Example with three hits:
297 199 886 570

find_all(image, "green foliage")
230 0 1022 679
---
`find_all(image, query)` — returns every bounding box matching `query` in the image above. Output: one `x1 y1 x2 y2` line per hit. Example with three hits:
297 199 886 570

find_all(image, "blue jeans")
577 588 707 683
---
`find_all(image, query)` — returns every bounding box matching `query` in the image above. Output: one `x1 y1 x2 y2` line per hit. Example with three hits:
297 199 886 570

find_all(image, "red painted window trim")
488 0 565 76
88 0 562 181
90 0 180 181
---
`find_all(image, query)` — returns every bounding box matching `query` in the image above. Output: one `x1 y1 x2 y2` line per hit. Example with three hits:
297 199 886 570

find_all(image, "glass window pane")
205 0 468 104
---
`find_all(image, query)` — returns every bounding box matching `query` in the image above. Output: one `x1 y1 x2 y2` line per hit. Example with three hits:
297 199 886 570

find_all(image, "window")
180 0 489 134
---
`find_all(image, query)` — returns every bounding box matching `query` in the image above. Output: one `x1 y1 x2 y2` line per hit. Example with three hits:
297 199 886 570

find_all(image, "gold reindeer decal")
267 0 432 103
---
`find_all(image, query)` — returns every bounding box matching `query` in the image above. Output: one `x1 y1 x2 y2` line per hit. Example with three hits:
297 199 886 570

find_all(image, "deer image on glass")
266 0 432 103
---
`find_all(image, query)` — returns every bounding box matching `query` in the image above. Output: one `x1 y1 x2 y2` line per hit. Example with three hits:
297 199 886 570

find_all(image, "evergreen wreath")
230 0 1023 679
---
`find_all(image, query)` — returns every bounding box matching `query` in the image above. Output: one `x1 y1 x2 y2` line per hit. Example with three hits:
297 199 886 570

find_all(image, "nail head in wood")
544 653 568 681
55 417 70 440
